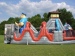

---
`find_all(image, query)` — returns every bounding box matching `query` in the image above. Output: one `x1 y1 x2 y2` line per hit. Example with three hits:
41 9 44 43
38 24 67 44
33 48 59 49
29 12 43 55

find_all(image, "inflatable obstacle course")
4 11 75 44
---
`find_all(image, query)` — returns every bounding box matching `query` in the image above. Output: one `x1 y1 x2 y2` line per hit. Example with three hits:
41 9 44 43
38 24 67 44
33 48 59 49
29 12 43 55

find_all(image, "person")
64 23 72 30
15 13 28 34
64 22 72 37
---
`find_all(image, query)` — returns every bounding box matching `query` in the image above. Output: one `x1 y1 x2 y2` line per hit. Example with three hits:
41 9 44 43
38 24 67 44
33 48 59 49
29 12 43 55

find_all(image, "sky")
0 0 75 22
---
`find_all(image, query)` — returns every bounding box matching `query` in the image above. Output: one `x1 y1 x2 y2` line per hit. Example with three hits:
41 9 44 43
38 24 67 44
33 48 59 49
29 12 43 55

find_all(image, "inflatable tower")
47 11 64 42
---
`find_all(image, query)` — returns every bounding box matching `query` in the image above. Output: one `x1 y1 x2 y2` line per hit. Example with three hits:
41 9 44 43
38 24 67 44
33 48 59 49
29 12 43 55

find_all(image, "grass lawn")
0 35 75 56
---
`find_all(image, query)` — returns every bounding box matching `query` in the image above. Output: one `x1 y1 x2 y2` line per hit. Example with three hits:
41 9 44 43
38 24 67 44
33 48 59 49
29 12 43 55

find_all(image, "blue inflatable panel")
55 19 60 31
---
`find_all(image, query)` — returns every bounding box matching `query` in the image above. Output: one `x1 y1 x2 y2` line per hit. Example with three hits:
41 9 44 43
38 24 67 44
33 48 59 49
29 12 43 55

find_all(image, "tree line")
0 8 75 35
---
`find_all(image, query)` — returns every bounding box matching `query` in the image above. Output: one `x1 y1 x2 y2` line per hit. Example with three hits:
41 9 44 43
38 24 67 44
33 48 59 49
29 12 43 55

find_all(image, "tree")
71 19 75 29
14 17 20 23
57 8 74 24
0 20 7 35
28 14 42 30
0 9 75 35
0 17 20 35
57 8 75 29
42 13 49 22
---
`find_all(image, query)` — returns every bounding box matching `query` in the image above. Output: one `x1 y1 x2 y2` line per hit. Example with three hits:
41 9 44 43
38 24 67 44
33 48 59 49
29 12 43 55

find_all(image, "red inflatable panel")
63 31 75 40
14 22 53 41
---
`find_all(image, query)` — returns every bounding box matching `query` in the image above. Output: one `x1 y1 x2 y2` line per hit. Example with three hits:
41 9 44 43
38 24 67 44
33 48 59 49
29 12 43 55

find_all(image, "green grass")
0 35 75 56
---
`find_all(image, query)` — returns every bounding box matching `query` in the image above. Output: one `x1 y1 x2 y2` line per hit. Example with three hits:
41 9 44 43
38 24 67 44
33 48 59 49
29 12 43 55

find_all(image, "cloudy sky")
0 0 75 22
